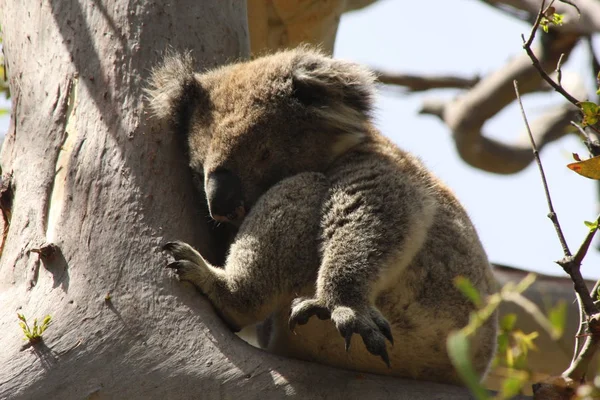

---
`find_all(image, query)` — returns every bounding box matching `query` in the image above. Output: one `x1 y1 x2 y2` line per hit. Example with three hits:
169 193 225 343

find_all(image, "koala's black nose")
205 168 246 223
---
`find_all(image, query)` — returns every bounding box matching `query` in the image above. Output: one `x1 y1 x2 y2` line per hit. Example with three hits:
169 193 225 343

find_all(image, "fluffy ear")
145 52 204 132
291 51 376 129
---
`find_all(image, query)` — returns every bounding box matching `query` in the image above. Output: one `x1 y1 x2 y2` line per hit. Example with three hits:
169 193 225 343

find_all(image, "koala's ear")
291 53 376 118
145 52 205 132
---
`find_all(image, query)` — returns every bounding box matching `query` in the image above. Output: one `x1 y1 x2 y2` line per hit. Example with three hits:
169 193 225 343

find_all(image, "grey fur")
150 47 498 384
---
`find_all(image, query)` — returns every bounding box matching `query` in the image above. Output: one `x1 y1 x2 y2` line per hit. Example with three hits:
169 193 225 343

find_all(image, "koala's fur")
147 47 498 384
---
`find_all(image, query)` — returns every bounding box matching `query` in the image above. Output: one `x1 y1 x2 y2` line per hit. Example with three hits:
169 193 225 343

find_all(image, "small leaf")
514 330 539 352
447 332 490 400
578 101 600 127
497 332 509 355
573 153 582 161
32 319 39 336
584 220 599 231
500 313 518 331
567 155 600 180
548 300 567 338
501 375 527 399
551 13 564 26
17 313 26 322
454 276 482 308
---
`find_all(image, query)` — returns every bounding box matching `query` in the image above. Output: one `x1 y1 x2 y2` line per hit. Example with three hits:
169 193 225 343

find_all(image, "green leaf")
578 101 600 127
500 313 517 331
17 313 26 322
513 330 539 352
551 13 564 26
500 375 526 399
447 332 490 400
497 332 509 353
454 276 482 308
584 220 599 231
548 300 567 338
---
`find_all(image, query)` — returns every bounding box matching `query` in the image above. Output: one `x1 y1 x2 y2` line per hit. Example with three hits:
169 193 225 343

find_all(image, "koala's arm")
165 172 327 331
290 141 437 365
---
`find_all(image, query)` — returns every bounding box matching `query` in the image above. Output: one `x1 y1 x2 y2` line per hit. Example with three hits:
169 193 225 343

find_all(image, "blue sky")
334 0 600 278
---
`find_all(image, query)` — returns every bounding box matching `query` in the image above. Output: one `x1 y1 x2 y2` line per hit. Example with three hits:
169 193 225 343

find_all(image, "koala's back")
261 131 496 383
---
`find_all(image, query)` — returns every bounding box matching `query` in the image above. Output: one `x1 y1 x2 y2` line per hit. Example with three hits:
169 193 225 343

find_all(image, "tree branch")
416 26 581 174
376 72 479 92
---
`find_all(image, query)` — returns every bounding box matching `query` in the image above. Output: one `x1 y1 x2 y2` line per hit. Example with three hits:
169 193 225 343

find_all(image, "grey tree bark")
0 1 527 399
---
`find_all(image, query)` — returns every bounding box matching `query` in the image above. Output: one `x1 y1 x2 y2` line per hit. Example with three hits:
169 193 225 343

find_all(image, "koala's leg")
164 172 327 331
289 152 438 366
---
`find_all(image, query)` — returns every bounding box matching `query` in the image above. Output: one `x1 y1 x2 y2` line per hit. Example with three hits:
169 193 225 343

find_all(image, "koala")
146 47 498 384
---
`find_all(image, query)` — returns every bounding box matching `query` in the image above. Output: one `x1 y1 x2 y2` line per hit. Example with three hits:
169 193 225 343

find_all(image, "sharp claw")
288 318 297 332
344 331 353 352
380 349 391 368
166 261 180 269
381 324 394 346
162 242 177 252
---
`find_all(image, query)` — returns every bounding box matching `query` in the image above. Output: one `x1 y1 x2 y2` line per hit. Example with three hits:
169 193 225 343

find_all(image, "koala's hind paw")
289 298 394 367
288 297 332 331
331 306 394 367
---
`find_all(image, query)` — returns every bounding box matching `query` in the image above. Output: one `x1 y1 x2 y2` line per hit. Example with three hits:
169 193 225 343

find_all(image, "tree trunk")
0 1 524 399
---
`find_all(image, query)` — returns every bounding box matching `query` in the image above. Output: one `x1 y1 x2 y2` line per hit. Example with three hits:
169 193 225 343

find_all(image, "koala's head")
147 47 376 224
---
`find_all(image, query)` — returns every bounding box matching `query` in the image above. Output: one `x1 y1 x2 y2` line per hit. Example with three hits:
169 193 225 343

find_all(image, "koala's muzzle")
206 169 246 223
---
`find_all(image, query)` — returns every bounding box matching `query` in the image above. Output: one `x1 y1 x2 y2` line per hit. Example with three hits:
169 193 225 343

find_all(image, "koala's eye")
259 148 271 162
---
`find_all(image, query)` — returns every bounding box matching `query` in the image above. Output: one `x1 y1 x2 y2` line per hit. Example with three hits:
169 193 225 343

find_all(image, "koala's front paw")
289 298 394 367
162 241 205 284
162 241 204 265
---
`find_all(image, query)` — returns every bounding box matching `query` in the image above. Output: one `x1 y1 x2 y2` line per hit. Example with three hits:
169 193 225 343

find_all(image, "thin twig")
520 0 581 107
514 80 571 257
523 0 547 49
563 318 600 380
555 209 600 318
521 0 600 384
570 214 600 364
570 121 600 157
556 53 565 87
573 216 600 265
559 0 580 17
557 256 599 317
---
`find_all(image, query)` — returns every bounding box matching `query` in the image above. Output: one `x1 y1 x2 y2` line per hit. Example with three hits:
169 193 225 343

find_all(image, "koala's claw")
288 297 331 331
165 259 201 282
163 241 205 264
331 306 393 367
289 298 393 367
